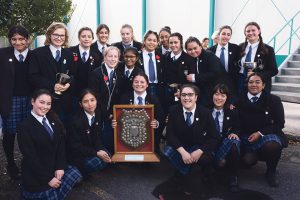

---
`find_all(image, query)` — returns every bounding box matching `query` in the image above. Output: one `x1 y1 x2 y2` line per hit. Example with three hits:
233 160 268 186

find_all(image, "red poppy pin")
103 75 108 82
73 53 78 62
156 55 160 60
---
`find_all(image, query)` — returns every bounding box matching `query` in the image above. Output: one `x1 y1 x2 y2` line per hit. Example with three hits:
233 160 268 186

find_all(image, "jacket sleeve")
166 112 182 149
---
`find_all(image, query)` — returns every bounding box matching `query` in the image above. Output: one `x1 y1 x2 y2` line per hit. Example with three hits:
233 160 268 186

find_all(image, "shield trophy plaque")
112 105 160 162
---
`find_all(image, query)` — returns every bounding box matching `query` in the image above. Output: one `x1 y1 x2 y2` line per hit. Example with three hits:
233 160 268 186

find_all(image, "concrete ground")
0 101 299 200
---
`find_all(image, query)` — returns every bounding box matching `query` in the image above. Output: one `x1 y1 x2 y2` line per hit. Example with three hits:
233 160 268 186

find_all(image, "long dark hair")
211 84 230 109
78 88 98 104
8 25 29 45
241 22 268 57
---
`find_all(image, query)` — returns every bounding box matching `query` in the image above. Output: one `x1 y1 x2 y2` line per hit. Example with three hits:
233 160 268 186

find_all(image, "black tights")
242 141 282 172
225 144 239 176
2 133 17 166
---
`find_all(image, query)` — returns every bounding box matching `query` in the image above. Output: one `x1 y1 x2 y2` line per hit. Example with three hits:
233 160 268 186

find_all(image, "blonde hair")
103 46 121 58
120 24 136 41
44 22 69 47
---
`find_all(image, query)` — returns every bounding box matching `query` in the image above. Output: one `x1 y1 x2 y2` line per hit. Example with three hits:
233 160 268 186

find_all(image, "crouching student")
67 89 111 178
211 84 241 192
17 89 82 200
237 73 287 187
163 84 219 195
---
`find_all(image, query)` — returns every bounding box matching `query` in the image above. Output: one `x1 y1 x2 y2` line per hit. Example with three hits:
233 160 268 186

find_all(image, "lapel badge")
182 61 185 65
229 52 232 55
257 54 260 57
96 122 98 125
265 111 269 115
51 122 55 126
200 60 202 62
9 58 13 62
63 59 66 64
86 129 90 134
196 118 199 121
227 117 230 120
203 132 207 136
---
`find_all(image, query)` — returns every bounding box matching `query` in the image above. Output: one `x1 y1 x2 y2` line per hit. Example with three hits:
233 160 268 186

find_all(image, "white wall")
215 0 300 54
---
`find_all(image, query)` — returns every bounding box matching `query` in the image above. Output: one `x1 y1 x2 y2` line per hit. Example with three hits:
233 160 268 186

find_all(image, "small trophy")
243 62 257 71
55 71 71 95
169 83 181 101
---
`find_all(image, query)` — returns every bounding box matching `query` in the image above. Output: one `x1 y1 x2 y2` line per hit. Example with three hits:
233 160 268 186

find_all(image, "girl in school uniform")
89 46 122 153
238 22 278 94
117 47 143 95
164 32 196 112
211 84 241 192
208 25 241 103
138 30 164 100
29 22 75 126
67 89 111 178
157 26 171 55
69 27 101 98
112 24 142 61
90 24 110 64
0 25 32 180
185 36 222 107
237 72 287 187
17 89 82 200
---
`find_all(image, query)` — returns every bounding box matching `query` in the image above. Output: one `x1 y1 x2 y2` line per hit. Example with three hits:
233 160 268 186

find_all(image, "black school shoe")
265 170 279 187
7 163 21 180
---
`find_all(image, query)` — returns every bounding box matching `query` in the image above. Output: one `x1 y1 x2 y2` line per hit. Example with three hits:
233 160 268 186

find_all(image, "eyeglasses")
181 93 195 97
51 34 65 39
124 55 137 60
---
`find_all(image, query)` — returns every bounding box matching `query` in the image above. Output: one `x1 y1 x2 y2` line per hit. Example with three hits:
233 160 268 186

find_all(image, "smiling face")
144 33 158 52
80 93 97 115
97 27 109 44
32 94 52 117
180 87 197 111
121 27 133 45
213 90 227 109
11 33 28 52
169 36 182 55
245 25 260 44
159 30 170 48
104 49 119 69
79 30 93 49
132 75 149 95
248 75 265 95
124 51 138 69
219 28 232 46
50 28 66 48
186 41 202 58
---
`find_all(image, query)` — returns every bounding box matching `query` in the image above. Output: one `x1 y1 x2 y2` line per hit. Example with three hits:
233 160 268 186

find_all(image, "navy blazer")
66 109 106 172
0 47 32 117
166 104 219 154
239 42 278 92
112 41 142 61
17 112 67 192
90 42 110 65
68 45 101 96
116 62 144 95
88 63 122 118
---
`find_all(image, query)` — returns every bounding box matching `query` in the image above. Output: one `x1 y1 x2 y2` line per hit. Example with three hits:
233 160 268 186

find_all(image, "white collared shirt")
170 51 182 60
216 44 229 71
14 48 29 61
240 41 260 73
84 111 95 126
183 105 196 124
247 92 262 102
31 111 53 132
124 65 134 77
161 46 170 55
79 45 90 60
134 91 147 105
122 41 133 48
49 45 62 60
212 108 224 132
97 41 107 53
105 64 115 77
142 50 158 83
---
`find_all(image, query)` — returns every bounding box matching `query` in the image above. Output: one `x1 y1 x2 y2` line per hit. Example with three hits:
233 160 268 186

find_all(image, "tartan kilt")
164 145 201 175
241 134 283 152
21 166 82 200
214 138 240 166
3 96 31 134
84 156 107 173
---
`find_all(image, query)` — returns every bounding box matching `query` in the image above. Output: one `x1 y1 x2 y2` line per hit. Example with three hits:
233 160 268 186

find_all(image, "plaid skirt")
21 166 82 200
85 156 107 173
241 134 283 152
164 145 201 175
3 96 31 134
214 138 241 165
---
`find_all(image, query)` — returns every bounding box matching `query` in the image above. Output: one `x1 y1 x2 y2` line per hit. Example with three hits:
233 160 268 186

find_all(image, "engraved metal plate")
119 108 150 148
